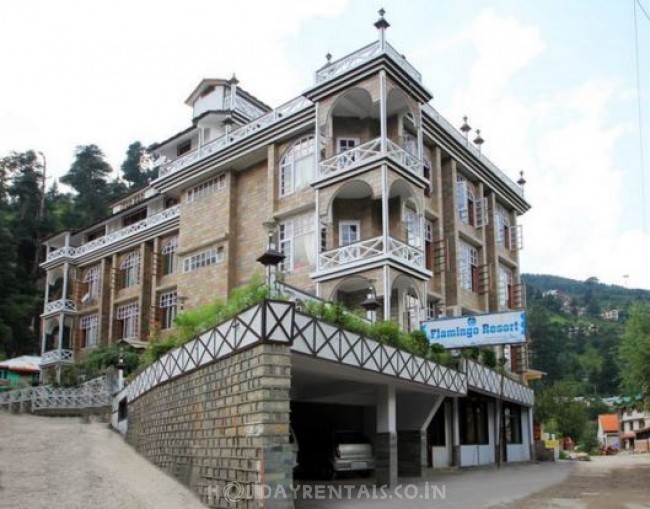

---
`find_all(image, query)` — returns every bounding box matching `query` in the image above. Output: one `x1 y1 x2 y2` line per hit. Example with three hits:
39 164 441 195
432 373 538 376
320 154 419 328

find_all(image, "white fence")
0 379 111 412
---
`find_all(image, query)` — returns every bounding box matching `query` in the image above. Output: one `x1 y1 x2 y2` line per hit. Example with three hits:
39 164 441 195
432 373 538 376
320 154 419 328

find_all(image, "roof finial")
229 73 239 85
460 116 471 138
326 52 332 65
473 129 484 154
374 7 390 41
517 170 527 187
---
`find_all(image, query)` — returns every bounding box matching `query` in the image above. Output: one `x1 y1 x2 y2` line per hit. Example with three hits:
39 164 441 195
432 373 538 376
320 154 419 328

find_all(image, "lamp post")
360 286 380 323
256 219 285 298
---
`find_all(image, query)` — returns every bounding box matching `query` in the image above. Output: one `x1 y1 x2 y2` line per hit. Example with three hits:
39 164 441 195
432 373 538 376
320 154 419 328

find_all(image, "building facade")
41 14 536 497
40 17 529 378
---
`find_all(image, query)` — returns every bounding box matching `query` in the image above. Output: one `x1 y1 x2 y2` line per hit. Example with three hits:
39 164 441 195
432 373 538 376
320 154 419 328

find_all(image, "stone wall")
125 342 293 509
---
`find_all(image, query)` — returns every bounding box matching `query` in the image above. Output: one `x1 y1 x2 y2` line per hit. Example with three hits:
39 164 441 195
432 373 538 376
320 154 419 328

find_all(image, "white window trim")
182 246 224 273
336 137 360 154
80 314 99 347
279 214 316 273
185 175 226 204
338 220 361 246
279 136 315 197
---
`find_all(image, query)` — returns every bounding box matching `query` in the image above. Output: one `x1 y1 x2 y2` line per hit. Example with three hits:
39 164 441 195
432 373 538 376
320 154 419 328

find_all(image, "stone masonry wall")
126 342 293 509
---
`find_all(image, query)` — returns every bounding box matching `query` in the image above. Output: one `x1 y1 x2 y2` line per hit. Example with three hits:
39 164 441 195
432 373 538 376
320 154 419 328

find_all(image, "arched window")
119 251 140 289
83 266 101 301
161 236 178 275
279 136 315 196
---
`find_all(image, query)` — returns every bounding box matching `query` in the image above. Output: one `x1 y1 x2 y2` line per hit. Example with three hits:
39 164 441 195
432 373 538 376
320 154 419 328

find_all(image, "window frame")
119 252 140 289
279 136 315 197
159 290 178 330
83 266 101 301
116 302 139 340
279 214 316 273
79 314 99 348
458 241 479 292
161 236 179 276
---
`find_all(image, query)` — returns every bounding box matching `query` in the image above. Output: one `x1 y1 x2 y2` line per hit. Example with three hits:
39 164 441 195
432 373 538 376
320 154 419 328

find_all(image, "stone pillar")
451 397 461 466
376 384 397 486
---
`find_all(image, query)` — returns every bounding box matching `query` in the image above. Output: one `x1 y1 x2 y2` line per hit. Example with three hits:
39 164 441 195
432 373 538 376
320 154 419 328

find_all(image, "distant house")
597 413 619 449
0 356 41 391
601 309 619 321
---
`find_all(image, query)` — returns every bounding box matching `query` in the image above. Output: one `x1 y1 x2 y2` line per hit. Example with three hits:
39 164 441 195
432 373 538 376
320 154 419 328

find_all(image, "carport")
290 313 467 486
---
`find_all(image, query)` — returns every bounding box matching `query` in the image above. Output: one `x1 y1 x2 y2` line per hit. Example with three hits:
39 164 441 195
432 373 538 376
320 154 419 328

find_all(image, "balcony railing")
315 41 422 84
45 205 180 263
40 349 75 367
318 137 422 180
318 235 425 272
43 299 77 315
422 103 525 199
157 96 313 179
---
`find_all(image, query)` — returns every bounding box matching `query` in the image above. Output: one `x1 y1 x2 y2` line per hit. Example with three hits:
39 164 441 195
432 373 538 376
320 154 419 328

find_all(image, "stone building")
42 11 534 502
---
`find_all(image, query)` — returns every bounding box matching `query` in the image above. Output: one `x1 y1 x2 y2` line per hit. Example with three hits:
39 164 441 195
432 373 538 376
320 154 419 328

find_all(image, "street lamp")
360 285 380 323
256 219 285 297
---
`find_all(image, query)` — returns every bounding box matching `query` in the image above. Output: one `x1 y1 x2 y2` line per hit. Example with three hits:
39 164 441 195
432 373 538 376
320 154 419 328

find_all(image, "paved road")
293 462 574 509
0 413 205 509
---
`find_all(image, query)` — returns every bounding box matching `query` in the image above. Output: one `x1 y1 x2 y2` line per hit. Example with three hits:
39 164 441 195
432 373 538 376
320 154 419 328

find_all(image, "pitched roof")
0 355 41 373
599 413 619 433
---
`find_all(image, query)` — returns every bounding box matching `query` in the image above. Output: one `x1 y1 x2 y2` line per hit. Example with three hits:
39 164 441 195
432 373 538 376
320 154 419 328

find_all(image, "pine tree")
120 141 154 190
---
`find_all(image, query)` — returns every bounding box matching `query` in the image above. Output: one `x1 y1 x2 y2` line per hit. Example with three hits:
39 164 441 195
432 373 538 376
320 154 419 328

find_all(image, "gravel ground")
0 412 206 509
491 453 650 509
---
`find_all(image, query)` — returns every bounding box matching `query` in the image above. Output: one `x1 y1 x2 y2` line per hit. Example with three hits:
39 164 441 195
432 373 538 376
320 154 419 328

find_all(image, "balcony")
42 299 77 316
317 137 422 181
157 96 313 179
318 235 425 272
315 41 422 85
45 205 180 264
40 349 75 367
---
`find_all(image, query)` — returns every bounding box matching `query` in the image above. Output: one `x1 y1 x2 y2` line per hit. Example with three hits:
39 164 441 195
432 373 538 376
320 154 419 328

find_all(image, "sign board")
421 310 527 349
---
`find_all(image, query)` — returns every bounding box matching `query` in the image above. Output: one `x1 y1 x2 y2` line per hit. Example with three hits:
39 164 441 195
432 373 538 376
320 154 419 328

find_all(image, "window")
83 266 101 302
404 209 422 248
423 158 432 196
456 175 488 228
279 214 316 272
458 241 479 292
116 302 138 340
504 404 522 444
177 140 191 156
80 314 99 348
159 291 177 330
279 136 315 196
185 175 226 203
337 138 359 153
123 208 147 227
183 246 224 273
165 196 179 209
425 220 434 271
119 252 140 289
339 221 360 246
499 265 514 308
460 398 489 445
404 292 420 332
426 298 439 320
495 204 511 249
85 226 106 243
161 236 178 275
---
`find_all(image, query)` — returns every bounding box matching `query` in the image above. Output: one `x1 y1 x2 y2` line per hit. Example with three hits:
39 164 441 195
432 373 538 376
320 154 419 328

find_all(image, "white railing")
318 236 425 271
386 139 422 177
422 103 525 199
319 138 382 176
0 384 111 411
157 96 313 179
318 137 422 179
319 236 385 270
387 237 425 269
40 349 75 366
43 299 77 315
315 41 422 85
45 205 180 263
234 96 267 120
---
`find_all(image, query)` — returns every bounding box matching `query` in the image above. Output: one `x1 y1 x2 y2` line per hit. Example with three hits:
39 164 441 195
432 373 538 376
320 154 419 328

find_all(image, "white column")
452 397 461 466
379 70 387 152
383 265 391 321
61 262 70 301
376 384 397 486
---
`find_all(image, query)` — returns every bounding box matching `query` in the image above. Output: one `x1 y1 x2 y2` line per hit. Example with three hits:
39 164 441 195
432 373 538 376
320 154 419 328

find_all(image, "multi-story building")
40 15 529 381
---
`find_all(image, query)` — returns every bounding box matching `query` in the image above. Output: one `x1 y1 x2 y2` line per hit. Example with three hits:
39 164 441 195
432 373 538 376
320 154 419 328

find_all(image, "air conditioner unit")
446 305 461 317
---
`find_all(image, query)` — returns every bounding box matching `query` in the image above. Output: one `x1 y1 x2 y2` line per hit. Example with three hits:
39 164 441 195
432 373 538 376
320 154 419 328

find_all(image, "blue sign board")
421 311 527 349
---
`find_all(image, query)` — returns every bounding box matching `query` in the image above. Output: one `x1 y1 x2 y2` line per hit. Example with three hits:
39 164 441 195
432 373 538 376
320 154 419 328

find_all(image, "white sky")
1 0 649 290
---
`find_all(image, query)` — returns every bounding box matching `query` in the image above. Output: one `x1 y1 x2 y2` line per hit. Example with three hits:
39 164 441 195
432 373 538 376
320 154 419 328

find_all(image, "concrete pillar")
376 384 397 486
396 393 442 477
451 397 461 466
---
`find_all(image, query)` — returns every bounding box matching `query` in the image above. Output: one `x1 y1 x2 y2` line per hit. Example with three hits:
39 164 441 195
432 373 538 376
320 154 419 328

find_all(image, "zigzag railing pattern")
0 381 110 411
291 312 467 395
120 300 295 403
461 359 534 406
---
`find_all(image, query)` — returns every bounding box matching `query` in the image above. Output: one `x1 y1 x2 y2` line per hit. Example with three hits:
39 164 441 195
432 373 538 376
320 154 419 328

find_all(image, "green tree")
618 303 650 400
60 144 113 227
534 381 589 441
120 141 153 190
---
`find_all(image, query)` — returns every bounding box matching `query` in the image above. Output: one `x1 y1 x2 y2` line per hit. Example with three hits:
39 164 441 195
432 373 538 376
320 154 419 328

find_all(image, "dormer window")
86 226 106 243
177 140 191 156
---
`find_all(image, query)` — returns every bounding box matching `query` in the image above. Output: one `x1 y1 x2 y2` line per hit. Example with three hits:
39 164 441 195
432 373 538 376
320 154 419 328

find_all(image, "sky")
1 0 649 290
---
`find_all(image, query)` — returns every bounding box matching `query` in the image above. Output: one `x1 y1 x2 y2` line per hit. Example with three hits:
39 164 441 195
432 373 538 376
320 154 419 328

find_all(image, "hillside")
522 273 650 397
